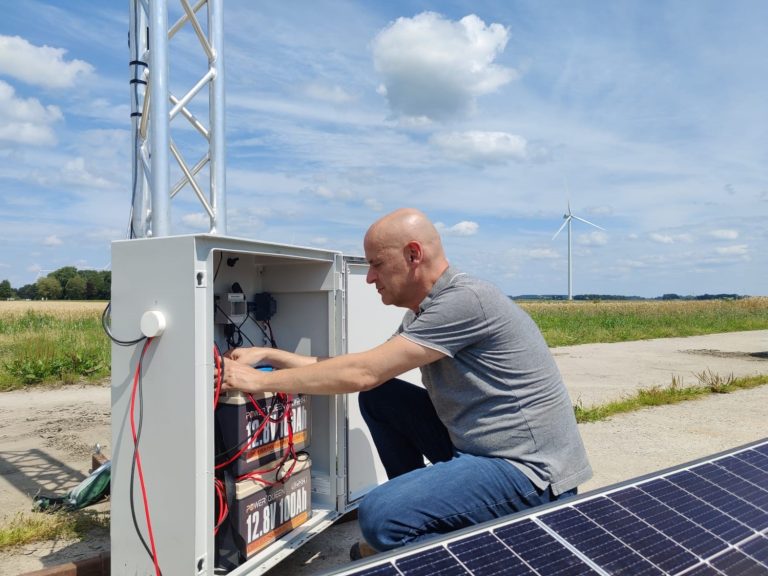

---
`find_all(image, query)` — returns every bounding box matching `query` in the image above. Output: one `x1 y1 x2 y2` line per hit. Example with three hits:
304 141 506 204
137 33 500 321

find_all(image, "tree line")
0 267 111 301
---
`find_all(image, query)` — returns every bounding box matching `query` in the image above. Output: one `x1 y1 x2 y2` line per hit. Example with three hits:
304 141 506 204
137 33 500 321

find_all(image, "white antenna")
552 191 605 300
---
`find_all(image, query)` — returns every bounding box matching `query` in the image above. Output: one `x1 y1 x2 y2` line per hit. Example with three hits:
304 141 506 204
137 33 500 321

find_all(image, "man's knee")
357 487 401 551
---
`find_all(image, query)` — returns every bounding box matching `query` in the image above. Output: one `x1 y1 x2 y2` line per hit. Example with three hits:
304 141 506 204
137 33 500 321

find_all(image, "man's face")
364 240 411 308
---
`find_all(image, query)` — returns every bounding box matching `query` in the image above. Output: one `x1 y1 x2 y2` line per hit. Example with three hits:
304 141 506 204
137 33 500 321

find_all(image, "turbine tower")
552 202 605 300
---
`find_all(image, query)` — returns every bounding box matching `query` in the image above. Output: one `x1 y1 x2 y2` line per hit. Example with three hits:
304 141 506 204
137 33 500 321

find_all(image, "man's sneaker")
349 540 378 561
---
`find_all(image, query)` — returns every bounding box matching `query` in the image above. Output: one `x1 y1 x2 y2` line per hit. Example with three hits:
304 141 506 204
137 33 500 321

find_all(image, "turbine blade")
572 215 605 230
552 216 570 240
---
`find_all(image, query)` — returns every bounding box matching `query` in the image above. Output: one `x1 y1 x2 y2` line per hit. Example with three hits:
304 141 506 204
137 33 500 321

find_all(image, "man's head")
363 208 449 312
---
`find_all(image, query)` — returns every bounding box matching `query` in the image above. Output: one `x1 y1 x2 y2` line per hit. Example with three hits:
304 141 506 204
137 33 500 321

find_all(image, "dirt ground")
1 330 767 576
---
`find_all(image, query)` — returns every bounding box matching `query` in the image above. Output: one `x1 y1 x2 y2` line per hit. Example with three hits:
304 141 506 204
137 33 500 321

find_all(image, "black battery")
229 457 312 559
216 391 310 475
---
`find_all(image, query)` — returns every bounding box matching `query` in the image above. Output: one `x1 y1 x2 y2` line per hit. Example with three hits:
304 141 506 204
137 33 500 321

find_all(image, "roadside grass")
0 510 109 550
521 297 768 347
0 302 109 390
574 372 768 423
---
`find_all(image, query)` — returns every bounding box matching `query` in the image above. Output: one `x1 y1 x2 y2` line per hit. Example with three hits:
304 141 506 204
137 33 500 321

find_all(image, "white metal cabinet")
111 234 411 575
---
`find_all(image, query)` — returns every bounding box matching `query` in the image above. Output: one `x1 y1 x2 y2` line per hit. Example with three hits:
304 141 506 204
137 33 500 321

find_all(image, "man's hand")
225 346 271 366
218 357 266 394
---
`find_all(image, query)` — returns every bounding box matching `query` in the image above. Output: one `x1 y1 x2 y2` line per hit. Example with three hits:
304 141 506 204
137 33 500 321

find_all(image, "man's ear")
405 241 421 264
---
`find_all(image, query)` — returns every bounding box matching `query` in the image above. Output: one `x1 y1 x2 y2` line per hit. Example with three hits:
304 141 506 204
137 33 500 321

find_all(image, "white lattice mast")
128 0 226 238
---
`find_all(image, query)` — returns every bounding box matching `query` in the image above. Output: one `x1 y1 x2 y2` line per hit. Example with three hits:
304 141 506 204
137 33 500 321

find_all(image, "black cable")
213 252 223 281
102 302 146 346
248 312 275 348
129 341 157 568
215 304 255 348
265 320 278 348
128 8 144 240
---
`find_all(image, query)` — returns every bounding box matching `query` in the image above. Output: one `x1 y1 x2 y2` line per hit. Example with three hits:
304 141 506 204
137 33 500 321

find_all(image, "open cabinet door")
342 259 422 506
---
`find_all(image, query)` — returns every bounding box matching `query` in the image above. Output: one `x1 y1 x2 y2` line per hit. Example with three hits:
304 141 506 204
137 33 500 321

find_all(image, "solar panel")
322 438 768 576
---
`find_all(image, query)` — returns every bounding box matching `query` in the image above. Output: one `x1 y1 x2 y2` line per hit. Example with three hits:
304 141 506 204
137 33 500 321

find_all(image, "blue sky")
1 1 766 297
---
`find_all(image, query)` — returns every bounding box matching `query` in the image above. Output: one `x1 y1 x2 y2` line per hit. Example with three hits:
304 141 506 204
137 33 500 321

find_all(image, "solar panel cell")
710 549 768 575
639 479 753 544
322 441 768 576
609 487 727 559
395 545 469 576
493 519 598 575
541 507 663 575
695 464 768 514
683 563 725 575
736 450 768 474
572 497 698 574
738 535 768 565
448 532 534 576
717 456 768 490
668 470 768 531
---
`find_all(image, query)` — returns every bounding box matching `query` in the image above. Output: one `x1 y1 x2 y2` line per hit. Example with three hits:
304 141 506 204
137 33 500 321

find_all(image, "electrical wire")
213 478 228 535
213 252 223 281
102 302 147 346
129 337 162 576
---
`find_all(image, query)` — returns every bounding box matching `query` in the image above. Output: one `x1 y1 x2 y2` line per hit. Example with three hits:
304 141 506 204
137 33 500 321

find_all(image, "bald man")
219 208 592 560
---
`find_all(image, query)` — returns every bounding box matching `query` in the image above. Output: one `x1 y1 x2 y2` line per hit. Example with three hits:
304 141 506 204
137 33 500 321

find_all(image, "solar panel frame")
318 438 768 576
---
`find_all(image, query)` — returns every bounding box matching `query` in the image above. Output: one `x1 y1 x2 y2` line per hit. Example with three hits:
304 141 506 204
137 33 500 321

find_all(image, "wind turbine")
552 201 605 300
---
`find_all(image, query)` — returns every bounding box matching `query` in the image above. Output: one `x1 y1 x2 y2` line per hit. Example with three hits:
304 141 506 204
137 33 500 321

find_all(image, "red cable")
213 478 228 534
130 337 162 576
215 404 273 470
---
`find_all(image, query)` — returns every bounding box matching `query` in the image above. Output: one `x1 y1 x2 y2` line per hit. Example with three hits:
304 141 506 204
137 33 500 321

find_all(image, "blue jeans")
358 379 576 551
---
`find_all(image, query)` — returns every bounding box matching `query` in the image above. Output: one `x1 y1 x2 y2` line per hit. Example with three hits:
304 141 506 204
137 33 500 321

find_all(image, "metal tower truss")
129 0 226 239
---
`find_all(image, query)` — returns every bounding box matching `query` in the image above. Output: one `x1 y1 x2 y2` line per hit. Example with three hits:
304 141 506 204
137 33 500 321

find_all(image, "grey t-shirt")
397 267 592 495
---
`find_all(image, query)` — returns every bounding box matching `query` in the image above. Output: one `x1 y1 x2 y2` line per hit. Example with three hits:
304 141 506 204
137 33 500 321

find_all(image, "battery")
230 456 312 559
216 391 310 475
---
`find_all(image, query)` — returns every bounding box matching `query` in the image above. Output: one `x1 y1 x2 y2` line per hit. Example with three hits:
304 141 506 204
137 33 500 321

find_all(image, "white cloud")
577 230 608 246
0 35 93 88
435 220 479 236
308 185 356 201
364 198 384 211
709 229 739 240
649 232 693 244
304 83 354 103
0 80 61 145
430 131 528 165
182 213 210 228
25 155 115 189
715 244 748 256
43 235 62 246
528 248 559 259
61 157 113 189
372 12 515 120
618 259 647 269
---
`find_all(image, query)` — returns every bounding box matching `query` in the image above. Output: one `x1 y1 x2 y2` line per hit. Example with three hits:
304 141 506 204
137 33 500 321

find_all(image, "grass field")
0 301 109 390
521 297 768 347
1 297 767 550
1 298 768 390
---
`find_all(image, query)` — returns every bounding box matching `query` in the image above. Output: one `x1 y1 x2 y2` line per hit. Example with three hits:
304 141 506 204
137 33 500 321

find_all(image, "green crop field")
1 298 768 390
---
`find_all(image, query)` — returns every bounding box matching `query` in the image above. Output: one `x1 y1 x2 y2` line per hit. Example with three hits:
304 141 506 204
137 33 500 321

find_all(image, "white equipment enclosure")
111 235 403 574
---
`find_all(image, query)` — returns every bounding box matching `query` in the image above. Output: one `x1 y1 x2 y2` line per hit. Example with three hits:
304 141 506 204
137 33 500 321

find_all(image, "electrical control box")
110 234 413 576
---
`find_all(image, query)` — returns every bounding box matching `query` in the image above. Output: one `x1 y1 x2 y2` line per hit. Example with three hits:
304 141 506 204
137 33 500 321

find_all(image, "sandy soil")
1 330 767 576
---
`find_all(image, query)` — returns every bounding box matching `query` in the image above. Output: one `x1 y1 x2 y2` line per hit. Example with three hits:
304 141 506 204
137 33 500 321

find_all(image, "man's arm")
226 346 320 369
219 335 444 395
